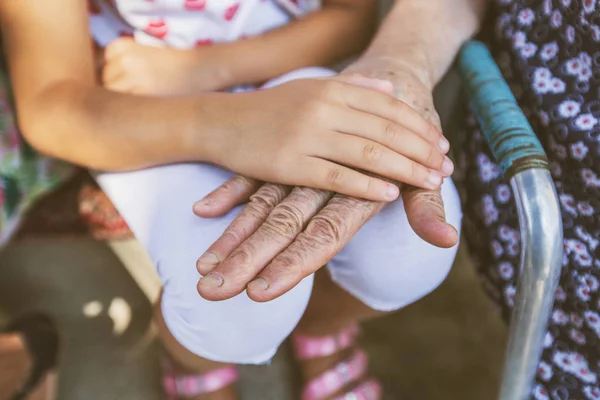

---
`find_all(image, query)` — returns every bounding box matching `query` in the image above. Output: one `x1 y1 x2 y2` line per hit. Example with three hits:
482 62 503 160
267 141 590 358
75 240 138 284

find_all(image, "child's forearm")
20 82 229 171
215 0 378 86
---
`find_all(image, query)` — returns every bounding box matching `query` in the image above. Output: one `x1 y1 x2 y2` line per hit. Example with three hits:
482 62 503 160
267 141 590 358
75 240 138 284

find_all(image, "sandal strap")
334 379 382 400
163 365 238 399
302 349 368 400
292 324 359 360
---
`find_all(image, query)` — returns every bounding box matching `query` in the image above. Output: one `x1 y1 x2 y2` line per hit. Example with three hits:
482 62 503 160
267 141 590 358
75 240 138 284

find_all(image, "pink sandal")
162 358 238 399
292 324 382 400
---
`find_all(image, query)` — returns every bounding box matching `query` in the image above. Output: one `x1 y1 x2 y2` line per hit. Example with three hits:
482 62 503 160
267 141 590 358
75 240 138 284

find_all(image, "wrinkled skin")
194 60 459 302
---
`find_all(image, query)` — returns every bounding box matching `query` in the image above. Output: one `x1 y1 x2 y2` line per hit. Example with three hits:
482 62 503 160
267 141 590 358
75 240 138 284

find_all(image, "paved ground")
0 238 506 400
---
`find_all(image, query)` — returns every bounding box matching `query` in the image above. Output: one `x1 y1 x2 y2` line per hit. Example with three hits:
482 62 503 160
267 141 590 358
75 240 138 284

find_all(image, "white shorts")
96 67 463 364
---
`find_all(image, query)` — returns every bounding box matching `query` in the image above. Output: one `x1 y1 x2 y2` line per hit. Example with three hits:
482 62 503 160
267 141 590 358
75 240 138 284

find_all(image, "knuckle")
325 167 344 187
329 195 378 222
389 96 406 115
263 203 305 239
228 248 255 274
362 143 383 164
294 186 333 204
222 227 247 244
245 197 273 218
302 97 329 123
249 184 287 209
383 122 401 144
273 250 307 277
232 175 255 188
320 80 342 98
305 214 343 245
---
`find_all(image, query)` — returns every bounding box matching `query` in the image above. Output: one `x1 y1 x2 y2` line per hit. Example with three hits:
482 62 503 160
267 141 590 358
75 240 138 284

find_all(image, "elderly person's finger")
196 183 291 276
245 195 383 302
402 185 458 249
197 187 332 300
193 175 262 218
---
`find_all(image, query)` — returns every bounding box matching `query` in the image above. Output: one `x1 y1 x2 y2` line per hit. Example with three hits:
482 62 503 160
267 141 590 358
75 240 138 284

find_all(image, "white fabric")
97 66 462 364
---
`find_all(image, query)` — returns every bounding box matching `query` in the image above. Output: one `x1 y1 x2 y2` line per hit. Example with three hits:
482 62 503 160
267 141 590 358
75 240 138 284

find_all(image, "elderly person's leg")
292 179 462 398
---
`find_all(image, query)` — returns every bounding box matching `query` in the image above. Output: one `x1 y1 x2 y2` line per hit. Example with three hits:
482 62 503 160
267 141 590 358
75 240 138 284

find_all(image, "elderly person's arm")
194 0 489 302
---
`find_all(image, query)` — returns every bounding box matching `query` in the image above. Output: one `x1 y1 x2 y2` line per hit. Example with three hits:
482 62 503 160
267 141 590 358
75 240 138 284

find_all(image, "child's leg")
308 178 462 328
294 179 462 395
95 164 314 398
95 66 337 399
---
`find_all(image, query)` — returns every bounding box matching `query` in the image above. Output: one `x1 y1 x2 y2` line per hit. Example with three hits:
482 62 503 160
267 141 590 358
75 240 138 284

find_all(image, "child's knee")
161 272 314 364
328 179 463 312
262 67 336 88
329 244 459 312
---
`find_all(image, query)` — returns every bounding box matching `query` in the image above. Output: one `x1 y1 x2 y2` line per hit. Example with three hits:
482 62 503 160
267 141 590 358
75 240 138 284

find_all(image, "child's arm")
102 0 378 96
219 0 378 85
1 0 449 202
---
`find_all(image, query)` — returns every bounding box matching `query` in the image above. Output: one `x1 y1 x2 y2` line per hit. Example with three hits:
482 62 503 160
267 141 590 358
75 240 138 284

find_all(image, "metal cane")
457 41 564 400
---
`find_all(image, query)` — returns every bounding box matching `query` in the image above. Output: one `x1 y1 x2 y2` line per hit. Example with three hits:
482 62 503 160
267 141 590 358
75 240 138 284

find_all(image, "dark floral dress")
458 0 600 398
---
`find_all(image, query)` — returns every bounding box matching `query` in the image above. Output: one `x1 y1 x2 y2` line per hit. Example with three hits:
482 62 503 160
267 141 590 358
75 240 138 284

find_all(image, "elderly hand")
194 61 458 302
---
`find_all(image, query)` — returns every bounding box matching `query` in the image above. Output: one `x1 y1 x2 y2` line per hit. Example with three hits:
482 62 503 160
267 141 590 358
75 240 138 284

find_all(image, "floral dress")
0 67 72 245
458 0 600 398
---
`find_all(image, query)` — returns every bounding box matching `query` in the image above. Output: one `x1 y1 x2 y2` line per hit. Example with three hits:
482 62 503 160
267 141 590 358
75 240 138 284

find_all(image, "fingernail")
194 198 214 210
198 252 219 266
200 273 224 288
384 184 399 201
441 157 454 176
428 171 443 188
248 277 269 292
439 136 450 153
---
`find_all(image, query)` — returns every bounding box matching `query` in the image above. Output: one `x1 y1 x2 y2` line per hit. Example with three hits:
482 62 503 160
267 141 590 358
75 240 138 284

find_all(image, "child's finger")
338 83 442 145
314 134 444 190
297 157 400 202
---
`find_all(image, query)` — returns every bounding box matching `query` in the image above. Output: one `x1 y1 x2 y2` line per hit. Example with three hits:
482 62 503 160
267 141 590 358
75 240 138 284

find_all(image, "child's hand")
101 38 231 96
209 75 454 203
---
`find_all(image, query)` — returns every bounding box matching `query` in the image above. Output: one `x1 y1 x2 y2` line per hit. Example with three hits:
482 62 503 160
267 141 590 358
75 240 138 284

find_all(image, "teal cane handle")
458 41 548 177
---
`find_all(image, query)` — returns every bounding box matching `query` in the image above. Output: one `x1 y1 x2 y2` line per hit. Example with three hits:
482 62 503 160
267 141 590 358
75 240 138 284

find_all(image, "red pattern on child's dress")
184 0 207 11
224 3 240 21
144 19 168 39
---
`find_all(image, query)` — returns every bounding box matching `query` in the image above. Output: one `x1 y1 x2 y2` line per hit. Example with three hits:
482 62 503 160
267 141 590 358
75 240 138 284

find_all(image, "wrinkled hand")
101 38 230 96
194 60 458 302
